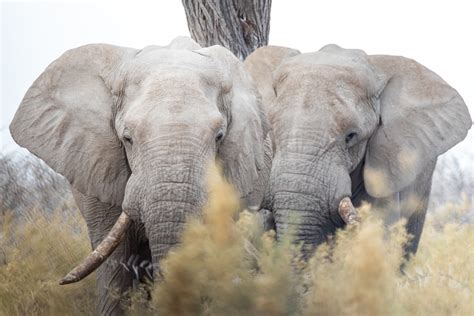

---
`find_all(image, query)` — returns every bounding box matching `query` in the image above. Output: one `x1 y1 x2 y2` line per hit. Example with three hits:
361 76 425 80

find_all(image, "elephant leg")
399 159 437 257
72 189 136 316
403 198 428 255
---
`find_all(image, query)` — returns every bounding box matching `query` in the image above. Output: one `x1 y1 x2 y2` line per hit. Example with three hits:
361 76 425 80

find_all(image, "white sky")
1 1 473 163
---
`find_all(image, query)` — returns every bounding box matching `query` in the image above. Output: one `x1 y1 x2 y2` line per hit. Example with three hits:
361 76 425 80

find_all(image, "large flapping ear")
244 46 300 108
198 45 271 207
364 55 472 197
10 44 137 205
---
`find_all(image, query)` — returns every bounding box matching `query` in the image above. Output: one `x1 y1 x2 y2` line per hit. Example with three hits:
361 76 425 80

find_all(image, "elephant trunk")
270 153 353 255
140 140 207 277
144 176 205 276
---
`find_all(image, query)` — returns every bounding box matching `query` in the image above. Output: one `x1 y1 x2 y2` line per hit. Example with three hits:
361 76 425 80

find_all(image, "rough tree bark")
182 0 272 59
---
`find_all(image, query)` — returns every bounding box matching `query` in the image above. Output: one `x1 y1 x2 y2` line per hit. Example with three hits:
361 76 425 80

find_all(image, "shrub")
0 166 473 315
0 209 95 315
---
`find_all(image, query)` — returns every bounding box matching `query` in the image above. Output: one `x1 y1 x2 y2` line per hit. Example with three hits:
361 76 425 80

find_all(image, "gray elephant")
10 37 271 315
245 44 471 256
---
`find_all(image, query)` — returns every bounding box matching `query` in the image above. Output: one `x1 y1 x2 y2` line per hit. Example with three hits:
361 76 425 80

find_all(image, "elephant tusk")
59 211 131 285
338 197 359 225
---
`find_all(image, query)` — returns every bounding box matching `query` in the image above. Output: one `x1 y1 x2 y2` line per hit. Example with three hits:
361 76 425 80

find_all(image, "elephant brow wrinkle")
218 92 232 125
112 74 128 120
134 49 143 58
275 71 289 86
191 50 210 58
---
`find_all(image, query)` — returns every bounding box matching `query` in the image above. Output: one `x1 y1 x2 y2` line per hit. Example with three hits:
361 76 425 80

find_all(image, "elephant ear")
364 55 472 197
199 45 270 207
244 46 301 108
10 44 136 205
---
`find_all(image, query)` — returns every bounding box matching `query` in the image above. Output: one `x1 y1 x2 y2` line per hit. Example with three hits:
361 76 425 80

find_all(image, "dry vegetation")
0 209 95 315
0 159 473 315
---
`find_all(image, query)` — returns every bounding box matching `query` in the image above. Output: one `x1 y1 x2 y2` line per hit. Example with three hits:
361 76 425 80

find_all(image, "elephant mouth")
268 195 359 223
268 196 359 234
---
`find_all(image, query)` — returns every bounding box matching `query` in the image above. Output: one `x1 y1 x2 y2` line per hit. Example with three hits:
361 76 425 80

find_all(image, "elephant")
10 36 272 315
244 44 471 257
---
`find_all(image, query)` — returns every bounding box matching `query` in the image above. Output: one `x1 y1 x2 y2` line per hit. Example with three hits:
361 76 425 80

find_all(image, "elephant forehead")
285 62 370 87
284 49 372 72
120 64 222 109
124 64 220 90
276 50 382 96
135 48 214 70
118 71 224 139
274 66 367 110
271 66 378 138
121 49 222 86
127 83 221 120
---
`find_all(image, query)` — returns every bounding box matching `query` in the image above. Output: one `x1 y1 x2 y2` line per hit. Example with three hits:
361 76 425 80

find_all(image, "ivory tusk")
338 197 359 225
59 211 131 285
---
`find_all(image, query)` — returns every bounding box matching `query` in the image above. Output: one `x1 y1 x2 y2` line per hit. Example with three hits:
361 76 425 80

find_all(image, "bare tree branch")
0 153 76 219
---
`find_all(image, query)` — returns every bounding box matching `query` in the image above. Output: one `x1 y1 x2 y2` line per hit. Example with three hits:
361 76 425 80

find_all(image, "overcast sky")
1 1 473 162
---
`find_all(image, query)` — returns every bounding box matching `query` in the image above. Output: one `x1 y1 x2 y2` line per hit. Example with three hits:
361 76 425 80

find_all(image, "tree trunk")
182 0 272 59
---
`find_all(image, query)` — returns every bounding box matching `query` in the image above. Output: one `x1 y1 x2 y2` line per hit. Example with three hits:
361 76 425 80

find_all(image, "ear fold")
364 55 472 197
10 44 136 205
244 46 301 108
198 45 271 206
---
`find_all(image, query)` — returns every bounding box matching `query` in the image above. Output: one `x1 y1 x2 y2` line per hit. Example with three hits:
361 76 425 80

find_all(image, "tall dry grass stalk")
1 165 473 315
0 209 95 315
150 165 304 315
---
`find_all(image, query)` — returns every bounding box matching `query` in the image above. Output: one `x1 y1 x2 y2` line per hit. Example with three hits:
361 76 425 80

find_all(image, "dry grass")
0 168 473 315
0 208 95 315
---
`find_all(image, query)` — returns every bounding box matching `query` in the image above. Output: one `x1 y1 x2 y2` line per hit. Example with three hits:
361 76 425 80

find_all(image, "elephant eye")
215 130 224 143
345 132 357 145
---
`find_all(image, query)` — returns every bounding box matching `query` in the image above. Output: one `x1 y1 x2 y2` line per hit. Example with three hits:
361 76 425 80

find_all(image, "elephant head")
245 44 471 254
10 37 270 283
